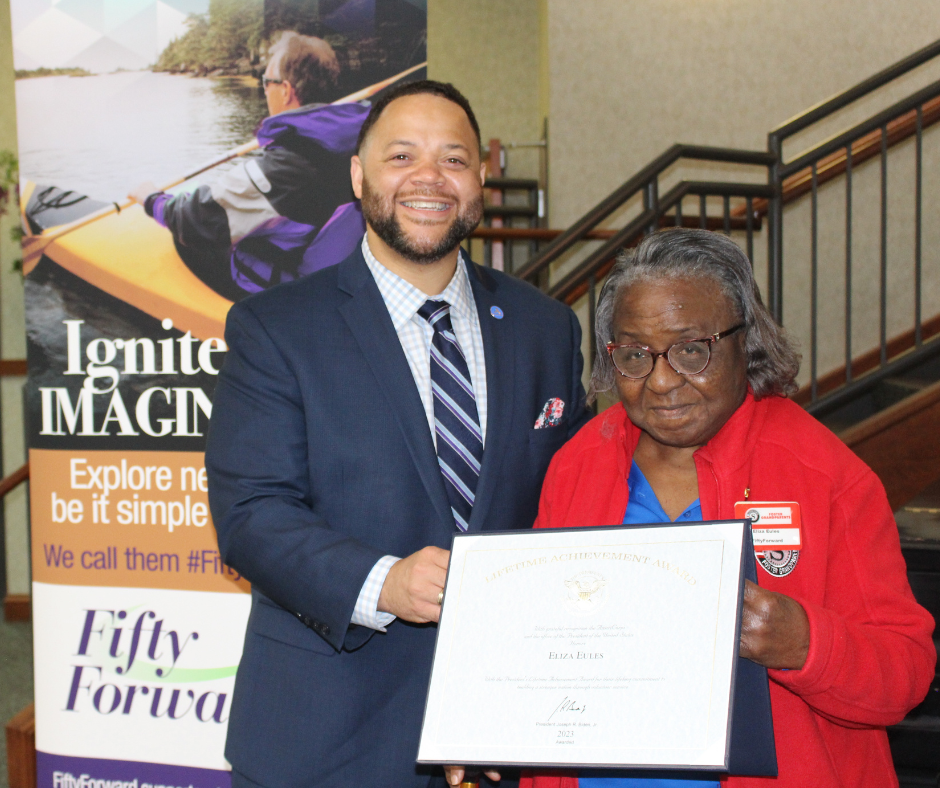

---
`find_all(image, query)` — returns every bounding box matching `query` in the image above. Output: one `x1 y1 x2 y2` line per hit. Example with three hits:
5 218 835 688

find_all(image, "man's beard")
360 178 483 265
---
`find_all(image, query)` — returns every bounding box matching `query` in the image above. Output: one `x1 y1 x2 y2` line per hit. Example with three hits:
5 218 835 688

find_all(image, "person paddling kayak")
129 31 368 300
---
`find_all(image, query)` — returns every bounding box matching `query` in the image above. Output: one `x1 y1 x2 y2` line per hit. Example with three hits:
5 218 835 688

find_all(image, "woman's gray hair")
590 228 800 402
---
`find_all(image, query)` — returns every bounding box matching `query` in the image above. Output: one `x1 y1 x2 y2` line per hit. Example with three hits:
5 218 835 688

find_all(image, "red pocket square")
534 398 565 428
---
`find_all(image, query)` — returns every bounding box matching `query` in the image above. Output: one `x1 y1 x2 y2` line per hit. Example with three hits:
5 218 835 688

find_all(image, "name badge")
734 501 802 552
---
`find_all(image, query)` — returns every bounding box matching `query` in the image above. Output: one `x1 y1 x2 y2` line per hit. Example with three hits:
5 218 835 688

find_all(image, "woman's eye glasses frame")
606 323 745 379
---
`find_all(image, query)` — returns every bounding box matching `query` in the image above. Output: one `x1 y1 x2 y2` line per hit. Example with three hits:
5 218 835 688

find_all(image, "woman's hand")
444 766 502 786
739 579 810 669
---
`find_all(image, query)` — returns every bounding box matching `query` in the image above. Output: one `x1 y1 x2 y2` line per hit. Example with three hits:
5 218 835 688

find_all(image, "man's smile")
400 199 451 211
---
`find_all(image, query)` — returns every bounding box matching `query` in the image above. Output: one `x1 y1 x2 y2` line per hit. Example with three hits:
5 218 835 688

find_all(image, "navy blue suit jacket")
206 247 588 788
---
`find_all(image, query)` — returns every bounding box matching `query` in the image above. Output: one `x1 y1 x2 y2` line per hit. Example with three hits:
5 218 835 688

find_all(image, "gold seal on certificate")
417 521 774 774
563 571 609 614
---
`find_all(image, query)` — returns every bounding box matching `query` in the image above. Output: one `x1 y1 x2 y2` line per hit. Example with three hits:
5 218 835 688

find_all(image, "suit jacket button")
303 617 312 627
321 624 331 636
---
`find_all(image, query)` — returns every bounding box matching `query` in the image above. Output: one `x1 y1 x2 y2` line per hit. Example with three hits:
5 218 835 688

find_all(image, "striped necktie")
418 299 483 532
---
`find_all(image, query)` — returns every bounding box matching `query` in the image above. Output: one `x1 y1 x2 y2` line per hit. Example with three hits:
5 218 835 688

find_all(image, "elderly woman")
514 229 935 788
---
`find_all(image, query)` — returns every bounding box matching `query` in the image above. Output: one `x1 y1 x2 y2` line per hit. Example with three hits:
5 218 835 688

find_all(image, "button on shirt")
578 461 716 788
350 236 488 631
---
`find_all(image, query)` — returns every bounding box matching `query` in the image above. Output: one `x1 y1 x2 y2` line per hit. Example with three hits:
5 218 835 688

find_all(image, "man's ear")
351 155 364 199
283 80 301 110
479 161 486 186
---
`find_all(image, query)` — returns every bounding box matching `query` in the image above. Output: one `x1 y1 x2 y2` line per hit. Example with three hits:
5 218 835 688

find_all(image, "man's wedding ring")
437 590 444 606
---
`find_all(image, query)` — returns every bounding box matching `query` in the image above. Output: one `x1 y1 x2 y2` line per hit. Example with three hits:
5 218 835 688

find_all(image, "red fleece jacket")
521 394 935 788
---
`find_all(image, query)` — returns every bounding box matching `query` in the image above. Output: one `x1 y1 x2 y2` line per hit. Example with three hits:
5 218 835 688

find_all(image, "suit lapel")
337 250 453 528
466 261 515 532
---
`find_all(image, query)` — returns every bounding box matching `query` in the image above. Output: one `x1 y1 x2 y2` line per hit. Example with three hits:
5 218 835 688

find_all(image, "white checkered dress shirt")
352 235 487 630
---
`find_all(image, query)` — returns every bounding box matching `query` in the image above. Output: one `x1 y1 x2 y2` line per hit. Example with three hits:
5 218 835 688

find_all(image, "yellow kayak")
22 181 233 340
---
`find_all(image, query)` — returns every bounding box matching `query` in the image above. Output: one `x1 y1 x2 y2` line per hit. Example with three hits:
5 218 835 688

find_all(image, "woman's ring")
437 590 444 606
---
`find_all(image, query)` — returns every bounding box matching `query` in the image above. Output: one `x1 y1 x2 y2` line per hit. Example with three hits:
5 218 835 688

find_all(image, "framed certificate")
417 521 775 773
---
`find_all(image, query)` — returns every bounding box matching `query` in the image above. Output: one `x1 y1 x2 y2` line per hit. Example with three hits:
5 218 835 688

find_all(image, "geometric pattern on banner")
158 0 208 13
8 0 53 39
12 0 199 72
107 5 161 62
56 0 154 35
64 36 151 72
156 0 193 55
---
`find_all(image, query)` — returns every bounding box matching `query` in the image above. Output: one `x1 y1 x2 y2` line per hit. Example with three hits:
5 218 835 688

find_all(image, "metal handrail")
767 39 940 323
804 340 940 419
780 79 940 177
730 91 940 221
769 38 940 142
548 180 774 304
761 40 940 415
514 144 775 282
490 38 940 424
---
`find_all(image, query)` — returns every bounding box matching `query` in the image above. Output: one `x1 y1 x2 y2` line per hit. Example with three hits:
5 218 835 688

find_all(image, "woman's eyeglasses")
606 324 745 379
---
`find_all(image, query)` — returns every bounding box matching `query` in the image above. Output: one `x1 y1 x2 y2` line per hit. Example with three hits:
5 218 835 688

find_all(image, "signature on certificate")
548 696 586 722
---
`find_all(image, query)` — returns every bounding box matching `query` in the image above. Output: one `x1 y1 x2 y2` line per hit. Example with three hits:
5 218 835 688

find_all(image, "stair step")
874 378 930 410
483 205 538 218
484 177 538 190
820 353 940 436
895 477 940 573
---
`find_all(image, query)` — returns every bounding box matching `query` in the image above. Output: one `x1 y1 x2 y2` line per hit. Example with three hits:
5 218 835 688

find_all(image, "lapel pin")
490 306 504 319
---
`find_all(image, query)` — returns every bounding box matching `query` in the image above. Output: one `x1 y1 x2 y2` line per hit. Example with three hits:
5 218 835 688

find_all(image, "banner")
12 1 426 784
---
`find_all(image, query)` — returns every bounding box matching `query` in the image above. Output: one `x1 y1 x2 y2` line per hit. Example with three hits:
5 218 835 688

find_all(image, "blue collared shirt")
578 461 717 788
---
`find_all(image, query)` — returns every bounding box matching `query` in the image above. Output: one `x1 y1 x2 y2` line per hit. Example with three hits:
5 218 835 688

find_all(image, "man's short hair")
269 31 340 106
355 80 481 154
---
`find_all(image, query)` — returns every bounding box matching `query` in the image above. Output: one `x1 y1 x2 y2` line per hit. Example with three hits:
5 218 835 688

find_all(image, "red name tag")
734 501 802 552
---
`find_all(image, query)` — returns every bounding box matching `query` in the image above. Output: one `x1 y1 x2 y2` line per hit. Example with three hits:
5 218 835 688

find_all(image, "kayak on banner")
21 180 233 342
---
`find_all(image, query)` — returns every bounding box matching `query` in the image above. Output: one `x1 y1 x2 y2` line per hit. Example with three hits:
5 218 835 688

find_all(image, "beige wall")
0 0 29 596
546 1 940 386
547 0 940 226
429 0 544 181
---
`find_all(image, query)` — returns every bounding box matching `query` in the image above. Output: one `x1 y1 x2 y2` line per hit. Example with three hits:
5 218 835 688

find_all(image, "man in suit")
206 80 588 788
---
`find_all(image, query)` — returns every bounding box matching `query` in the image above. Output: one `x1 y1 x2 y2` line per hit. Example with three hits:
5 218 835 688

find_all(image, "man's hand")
444 766 502 786
128 181 160 206
378 546 449 624
739 579 810 669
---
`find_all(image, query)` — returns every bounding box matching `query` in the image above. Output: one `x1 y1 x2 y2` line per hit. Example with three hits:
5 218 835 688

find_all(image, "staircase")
477 38 940 504
475 39 940 786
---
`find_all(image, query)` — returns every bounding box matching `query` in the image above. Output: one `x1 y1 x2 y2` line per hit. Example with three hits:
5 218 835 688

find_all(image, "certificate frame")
416 520 774 774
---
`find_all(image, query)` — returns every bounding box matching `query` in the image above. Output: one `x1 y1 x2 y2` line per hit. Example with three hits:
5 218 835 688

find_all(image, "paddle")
21 61 426 272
